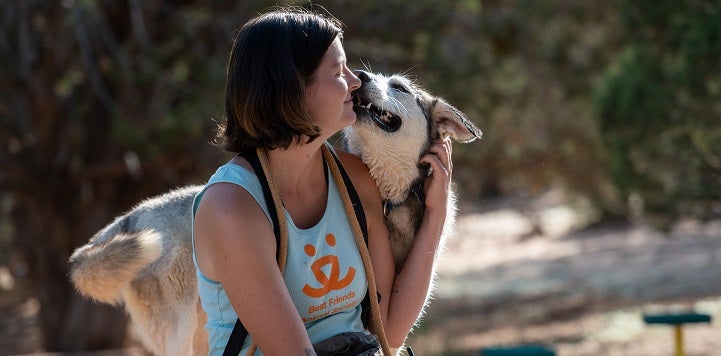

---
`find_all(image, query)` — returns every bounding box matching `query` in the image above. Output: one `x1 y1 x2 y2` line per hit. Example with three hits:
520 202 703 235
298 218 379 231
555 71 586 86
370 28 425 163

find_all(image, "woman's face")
305 37 361 137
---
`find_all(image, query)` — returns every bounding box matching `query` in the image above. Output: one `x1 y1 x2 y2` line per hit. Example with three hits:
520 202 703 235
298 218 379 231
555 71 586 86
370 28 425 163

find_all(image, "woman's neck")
267 142 322 183
266 142 328 229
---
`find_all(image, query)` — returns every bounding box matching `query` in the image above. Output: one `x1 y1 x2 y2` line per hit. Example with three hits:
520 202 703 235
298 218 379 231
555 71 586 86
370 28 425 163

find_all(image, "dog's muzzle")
352 95 402 133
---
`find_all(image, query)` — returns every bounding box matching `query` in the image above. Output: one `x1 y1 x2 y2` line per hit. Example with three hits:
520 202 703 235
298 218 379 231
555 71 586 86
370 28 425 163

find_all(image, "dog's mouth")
353 95 402 133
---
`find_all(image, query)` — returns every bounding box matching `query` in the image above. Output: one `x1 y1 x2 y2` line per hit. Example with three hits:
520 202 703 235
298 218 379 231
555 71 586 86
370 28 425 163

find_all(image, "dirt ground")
407 194 721 355
2 193 720 355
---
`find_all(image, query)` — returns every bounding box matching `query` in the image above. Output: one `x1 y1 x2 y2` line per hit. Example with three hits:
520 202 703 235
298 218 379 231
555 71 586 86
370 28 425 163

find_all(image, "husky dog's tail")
69 229 163 304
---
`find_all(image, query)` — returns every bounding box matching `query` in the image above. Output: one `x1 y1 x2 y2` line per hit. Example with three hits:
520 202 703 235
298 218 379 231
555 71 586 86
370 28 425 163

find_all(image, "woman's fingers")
424 139 452 177
419 139 453 211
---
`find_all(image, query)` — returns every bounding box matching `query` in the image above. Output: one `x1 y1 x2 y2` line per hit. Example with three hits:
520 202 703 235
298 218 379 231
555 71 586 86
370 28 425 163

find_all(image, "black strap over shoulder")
325 148 375 328
223 146 370 355
223 318 248 356
326 147 368 243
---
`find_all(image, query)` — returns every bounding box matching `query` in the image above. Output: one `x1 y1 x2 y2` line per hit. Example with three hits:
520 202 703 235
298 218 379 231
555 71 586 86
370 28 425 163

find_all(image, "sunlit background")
2 0 720 355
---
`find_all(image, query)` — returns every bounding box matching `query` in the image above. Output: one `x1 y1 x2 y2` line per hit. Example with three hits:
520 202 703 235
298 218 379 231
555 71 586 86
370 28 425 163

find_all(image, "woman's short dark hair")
218 7 343 152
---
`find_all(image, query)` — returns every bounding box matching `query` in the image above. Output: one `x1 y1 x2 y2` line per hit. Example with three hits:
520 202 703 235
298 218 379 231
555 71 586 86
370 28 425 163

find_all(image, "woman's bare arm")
194 182 315 355
338 139 453 349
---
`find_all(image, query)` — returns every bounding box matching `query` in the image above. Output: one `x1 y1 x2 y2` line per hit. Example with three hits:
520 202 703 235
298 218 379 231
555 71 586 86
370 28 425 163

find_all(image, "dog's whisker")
360 59 373 74
401 66 417 78
386 96 409 116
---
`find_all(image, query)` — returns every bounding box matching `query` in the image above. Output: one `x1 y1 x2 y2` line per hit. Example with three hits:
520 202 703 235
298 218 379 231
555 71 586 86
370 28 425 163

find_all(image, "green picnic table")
642 311 712 356
479 345 556 356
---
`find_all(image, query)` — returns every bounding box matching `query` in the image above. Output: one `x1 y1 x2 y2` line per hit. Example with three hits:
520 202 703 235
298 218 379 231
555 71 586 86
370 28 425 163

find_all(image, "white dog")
69 70 481 355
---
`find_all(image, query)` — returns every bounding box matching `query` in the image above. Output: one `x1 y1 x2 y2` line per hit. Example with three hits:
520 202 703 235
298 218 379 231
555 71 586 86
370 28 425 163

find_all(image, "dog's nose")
354 70 372 83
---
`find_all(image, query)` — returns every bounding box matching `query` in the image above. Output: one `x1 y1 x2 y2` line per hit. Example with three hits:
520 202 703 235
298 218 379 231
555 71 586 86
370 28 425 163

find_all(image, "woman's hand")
419 138 453 213
370 138 454 346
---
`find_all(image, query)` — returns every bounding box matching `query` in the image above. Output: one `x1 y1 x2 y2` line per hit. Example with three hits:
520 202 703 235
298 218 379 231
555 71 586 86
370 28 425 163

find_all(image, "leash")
322 144 392 356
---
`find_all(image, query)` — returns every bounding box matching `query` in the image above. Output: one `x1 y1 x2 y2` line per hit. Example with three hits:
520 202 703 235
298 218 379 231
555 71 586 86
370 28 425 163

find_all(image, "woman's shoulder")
334 148 372 184
197 156 267 218
197 181 258 219
333 147 382 209
334 147 363 167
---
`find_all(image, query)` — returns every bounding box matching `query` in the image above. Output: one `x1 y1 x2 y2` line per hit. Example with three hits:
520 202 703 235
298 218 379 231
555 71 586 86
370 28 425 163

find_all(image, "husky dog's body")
69 71 481 355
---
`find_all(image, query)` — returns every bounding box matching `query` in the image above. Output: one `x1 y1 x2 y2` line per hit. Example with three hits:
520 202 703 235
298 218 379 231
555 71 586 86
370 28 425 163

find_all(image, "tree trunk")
12 197 129 351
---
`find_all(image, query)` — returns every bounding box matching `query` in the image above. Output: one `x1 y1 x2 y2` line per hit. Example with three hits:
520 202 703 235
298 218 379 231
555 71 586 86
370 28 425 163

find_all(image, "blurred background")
1 0 720 355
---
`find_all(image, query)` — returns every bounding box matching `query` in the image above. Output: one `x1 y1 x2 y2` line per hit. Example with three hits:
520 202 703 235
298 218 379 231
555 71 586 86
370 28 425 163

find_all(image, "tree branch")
70 5 118 110
128 0 152 49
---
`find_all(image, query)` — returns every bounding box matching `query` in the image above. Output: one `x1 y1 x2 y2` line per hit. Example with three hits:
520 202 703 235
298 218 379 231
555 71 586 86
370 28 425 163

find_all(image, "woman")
192 7 453 355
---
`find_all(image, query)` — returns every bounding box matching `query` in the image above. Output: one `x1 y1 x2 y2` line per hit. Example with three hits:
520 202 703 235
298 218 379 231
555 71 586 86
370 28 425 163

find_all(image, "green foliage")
593 0 721 225
334 0 618 199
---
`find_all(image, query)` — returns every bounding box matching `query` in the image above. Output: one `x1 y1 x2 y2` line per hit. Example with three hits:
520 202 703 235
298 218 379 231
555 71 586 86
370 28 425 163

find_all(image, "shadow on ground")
408 198 721 355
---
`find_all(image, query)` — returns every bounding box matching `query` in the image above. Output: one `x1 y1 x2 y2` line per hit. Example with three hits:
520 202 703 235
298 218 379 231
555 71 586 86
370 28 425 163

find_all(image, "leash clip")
382 182 425 216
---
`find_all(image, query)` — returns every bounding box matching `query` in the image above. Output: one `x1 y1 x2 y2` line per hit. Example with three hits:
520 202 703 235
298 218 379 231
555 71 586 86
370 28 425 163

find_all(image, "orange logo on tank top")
302 234 356 298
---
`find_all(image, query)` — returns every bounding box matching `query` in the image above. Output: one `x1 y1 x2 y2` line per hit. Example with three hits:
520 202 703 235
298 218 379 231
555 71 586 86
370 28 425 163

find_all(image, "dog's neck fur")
383 177 425 215
358 148 428 204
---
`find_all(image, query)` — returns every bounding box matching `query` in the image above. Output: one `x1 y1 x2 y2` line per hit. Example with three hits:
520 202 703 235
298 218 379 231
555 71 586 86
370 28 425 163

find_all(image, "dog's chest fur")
345 140 430 270
384 196 424 270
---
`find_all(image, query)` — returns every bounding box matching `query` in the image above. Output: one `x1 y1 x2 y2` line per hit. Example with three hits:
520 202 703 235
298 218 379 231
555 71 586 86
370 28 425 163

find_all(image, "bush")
593 0 721 226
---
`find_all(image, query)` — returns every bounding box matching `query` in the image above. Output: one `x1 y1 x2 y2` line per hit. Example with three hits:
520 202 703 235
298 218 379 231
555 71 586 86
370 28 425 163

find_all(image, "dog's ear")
431 98 482 143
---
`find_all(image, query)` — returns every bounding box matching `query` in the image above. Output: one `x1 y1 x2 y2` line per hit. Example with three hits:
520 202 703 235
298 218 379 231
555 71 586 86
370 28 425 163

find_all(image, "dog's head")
344 70 482 202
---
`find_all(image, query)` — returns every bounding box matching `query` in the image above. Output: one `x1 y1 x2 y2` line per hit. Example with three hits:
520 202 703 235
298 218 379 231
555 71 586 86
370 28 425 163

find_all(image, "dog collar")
383 181 425 216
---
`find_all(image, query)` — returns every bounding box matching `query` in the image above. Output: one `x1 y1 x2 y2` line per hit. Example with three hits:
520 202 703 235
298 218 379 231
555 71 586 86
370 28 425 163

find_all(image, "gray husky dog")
69 70 481 355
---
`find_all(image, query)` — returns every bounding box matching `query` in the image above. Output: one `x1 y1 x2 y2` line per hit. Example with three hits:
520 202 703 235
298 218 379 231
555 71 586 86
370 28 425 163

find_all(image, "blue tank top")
192 150 368 355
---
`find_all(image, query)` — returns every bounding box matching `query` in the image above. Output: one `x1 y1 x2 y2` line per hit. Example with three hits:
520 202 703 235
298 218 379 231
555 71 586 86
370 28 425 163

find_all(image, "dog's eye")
390 83 410 94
